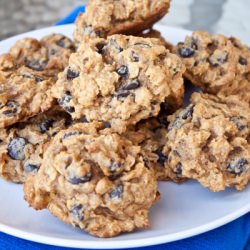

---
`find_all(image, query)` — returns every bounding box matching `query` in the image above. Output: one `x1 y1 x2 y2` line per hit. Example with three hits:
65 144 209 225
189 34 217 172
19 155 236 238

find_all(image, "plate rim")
0 23 249 249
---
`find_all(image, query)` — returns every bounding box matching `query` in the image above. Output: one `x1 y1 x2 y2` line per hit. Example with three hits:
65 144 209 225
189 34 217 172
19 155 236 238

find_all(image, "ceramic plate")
0 24 249 249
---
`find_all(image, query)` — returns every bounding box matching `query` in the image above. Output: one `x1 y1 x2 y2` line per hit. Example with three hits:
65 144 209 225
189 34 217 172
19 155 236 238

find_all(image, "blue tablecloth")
0 6 249 250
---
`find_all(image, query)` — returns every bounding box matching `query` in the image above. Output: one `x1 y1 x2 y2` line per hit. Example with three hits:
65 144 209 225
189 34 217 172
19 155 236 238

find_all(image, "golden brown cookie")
24 123 158 238
74 0 171 42
0 34 75 128
53 34 185 133
163 93 250 191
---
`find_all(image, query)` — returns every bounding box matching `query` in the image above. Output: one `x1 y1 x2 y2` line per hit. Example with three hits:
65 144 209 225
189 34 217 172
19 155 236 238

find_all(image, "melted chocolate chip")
2 101 18 116
122 79 140 91
102 121 111 128
26 60 47 71
154 150 167 165
239 57 247 65
231 117 247 131
40 119 54 133
69 173 92 185
66 68 79 80
109 184 123 199
7 137 27 160
24 163 39 173
227 158 248 175
62 131 83 140
58 92 75 113
174 162 182 175
178 47 195 58
96 42 106 54
70 204 84 221
116 65 129 77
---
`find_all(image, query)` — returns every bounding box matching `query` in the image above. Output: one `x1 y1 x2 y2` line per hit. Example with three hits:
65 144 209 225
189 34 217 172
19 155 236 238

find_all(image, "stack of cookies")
0 0 249 238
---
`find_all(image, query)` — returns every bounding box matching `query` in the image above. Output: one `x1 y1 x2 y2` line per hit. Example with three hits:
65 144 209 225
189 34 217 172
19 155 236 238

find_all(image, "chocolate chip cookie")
24 123 158 238
74 0 171 42
163 92 250 191
174 31 250 101
0 107 71 183
0 34 75 128
53 35 185 133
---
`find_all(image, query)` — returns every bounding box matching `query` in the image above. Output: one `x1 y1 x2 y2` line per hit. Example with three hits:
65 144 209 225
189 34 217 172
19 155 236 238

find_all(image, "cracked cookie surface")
74 0 171 42
24 123 158 238
53 35 184 133
0 107 71 183
0 34 75 128
163 92 250 191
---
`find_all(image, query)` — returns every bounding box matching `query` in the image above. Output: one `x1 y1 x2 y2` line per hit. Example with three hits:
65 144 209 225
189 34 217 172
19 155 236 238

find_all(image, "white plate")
0 24 249 249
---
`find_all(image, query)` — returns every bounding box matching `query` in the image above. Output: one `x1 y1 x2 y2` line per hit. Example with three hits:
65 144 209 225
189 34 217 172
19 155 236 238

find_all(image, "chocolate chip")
227 158 248 175
66 68 79 80
79 117 89 123
56 37 75 50
58 92 75 113
182 104 194 120
108 161 123 174
70 204 84 221
231 117 247 131
131 51 140 62
26 60 47 71
2 101 18 116
7 137 27 160
22 74 43 82
102 121 111 128
116 65 128 77
174 162 182 175
24 163 39 173
65 117 73 126
62 131 83 140
69 172 92 185
154 150 167 165
142 156 150 169
178 47 195 58
239 57 247 65
109 184 123 199
40 119 54 133
96 42 106 54
116 90 131 98
209 53 228 67
122 79 140 91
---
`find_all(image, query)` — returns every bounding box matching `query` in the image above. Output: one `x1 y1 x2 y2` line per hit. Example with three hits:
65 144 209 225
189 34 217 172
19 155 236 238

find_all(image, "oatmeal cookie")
0 107 71 183
74 0 171 42
174 31 250 99
0 34 75 128
24 123 158 238
53 35 185 133
163 92 250 191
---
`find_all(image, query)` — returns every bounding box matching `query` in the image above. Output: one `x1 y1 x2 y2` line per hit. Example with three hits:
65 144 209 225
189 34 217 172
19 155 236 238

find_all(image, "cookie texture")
174 31 250 103
0 107 71 183
53 35 185 133
0 34 75 128
24 123 158 238
163 93 250 191
74 0 171 42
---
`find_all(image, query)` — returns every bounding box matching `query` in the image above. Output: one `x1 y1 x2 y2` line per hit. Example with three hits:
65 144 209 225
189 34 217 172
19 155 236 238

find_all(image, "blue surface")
0 6 249 250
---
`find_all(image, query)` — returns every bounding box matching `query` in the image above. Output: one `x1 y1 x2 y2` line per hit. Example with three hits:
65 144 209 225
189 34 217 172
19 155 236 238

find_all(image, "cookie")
0 107 71 183
0 34 75 128
163 92 250 191
74 0 171 42
174 31 250 99
24 123 158 238
53 35 185 133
